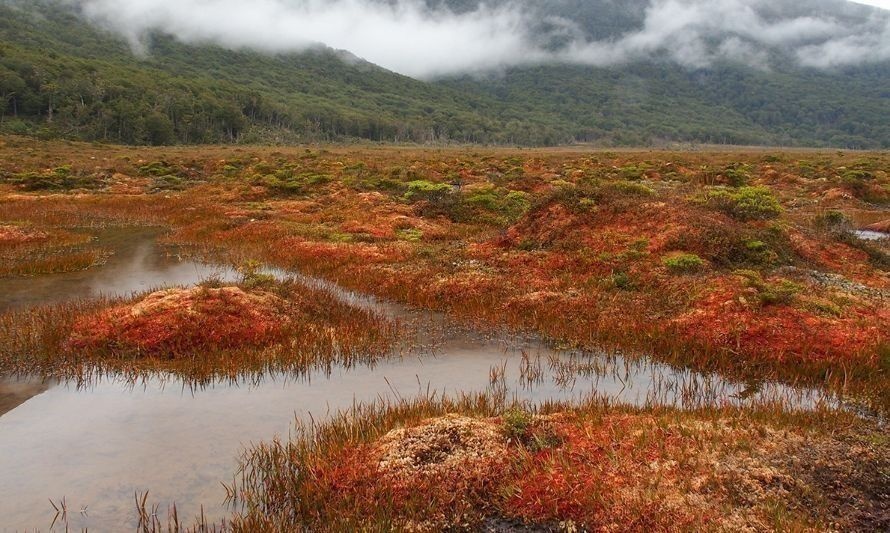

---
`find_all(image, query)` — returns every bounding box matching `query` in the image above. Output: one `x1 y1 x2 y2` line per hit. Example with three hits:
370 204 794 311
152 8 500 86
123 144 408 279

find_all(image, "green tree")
0 68 26 123
145 112 175 146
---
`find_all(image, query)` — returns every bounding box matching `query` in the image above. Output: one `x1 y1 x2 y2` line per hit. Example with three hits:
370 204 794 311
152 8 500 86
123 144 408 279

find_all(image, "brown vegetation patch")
234 405 889 531
0 224 48 246
376 414 507 482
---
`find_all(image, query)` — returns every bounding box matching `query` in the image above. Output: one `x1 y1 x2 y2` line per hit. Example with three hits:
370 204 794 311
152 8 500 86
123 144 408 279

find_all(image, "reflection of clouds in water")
0 228 835 529
0 228 235 312
87 231 236 298
0 339 832 528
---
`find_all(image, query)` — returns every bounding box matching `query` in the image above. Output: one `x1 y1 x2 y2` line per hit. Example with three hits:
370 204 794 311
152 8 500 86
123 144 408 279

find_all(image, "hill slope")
0 0 887 147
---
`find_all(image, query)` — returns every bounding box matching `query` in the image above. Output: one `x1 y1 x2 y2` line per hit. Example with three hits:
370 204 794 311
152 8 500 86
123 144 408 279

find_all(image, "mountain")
0 0 887 147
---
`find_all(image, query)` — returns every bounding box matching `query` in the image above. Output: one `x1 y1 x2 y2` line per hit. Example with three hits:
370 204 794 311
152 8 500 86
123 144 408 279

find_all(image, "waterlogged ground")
0 229 834 530
0 140 887 529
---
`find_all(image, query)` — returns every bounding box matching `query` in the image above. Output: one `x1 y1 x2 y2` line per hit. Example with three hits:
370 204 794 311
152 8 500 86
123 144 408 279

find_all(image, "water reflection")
0 226 236 313
0 228 835 530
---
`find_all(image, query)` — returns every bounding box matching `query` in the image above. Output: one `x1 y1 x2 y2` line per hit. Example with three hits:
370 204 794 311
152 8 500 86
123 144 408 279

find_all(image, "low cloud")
61 0 890 77
559 0 890 69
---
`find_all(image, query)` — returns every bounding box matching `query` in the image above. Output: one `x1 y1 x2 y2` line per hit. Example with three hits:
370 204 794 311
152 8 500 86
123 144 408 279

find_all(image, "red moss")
502 415 716 530
668 275 887 365
66 286 292 357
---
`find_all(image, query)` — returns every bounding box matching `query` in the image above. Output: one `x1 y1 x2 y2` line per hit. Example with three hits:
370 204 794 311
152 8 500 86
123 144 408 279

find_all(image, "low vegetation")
229 396 889 531
1 137 887 405
0 275 398 380
1 138 888 530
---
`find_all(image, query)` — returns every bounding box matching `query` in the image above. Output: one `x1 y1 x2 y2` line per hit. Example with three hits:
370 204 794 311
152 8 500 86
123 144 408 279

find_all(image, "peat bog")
0 137 887 530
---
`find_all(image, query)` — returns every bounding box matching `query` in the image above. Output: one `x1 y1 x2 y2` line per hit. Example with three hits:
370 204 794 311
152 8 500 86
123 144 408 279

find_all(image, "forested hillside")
0 0 888 147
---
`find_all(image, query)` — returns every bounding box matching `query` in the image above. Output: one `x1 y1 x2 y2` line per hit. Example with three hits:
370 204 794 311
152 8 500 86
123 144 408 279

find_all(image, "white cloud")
61 0 890 77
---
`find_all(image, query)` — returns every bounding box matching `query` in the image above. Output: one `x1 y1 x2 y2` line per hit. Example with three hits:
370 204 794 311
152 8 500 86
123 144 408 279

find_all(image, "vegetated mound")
66 286 292 358
237 410 889 531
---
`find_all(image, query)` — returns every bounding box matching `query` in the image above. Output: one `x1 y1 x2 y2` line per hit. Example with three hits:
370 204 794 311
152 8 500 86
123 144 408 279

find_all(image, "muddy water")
0 229 831 530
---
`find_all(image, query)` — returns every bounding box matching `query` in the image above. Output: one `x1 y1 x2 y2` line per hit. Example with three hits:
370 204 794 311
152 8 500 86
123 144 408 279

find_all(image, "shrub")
879 343 890 373
465 187 502 211
502 408 532 442
703 186 782 221
504 190 531 216
6 166 103 191
742 239 779 266
735 270 802 306
150 175 185 192
604 180 655 197
609 270 638 290
465 187 531 221
404 179 452 201
260 172 331 194
662 253 705 274
139 161 175 177
814 210 852 234
723 163 751 187
405 180 463 219
617 164 646 180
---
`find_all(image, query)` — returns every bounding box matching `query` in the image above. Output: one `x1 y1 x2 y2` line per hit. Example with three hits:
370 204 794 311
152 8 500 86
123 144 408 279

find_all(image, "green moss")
395 228 424 242
662 253 705 274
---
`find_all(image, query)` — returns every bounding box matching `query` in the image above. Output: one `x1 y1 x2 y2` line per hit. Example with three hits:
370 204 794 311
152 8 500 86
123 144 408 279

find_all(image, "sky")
61 0 890 78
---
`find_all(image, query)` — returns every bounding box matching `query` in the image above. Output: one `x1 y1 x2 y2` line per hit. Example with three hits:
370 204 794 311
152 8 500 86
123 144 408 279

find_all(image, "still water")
0 228 830 530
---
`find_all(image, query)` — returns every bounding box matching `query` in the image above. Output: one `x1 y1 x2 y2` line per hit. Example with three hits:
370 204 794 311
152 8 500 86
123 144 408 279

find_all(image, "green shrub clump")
704 186 782 221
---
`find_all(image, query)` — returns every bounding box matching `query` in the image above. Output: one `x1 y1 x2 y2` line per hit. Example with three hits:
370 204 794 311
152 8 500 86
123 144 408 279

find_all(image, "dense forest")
0 0 888 147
